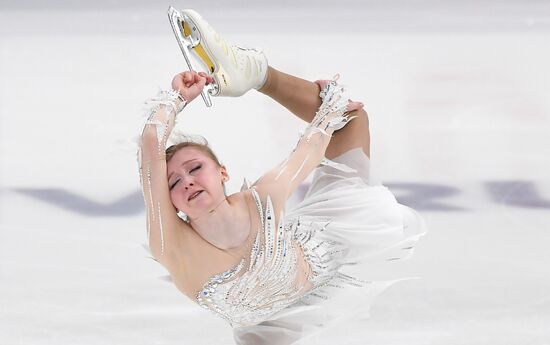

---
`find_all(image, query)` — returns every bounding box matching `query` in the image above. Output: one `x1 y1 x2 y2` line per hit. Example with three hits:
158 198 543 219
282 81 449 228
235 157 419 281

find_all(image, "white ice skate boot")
167 7 268 104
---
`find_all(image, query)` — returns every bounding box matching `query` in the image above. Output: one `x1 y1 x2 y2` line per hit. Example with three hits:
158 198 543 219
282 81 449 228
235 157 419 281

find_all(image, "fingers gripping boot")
181 9 268 97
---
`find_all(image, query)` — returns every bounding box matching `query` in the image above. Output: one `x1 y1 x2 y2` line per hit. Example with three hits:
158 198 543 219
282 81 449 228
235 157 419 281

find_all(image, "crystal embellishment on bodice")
196 188 305 326
195 188 367 327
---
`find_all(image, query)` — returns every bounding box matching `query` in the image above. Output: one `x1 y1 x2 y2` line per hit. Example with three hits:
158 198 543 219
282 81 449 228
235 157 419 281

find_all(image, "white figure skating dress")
139 75 427 344
180 81 428 344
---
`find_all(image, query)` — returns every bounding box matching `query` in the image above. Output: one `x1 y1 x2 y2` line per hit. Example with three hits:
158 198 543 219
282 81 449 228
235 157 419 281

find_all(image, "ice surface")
1 2 549 344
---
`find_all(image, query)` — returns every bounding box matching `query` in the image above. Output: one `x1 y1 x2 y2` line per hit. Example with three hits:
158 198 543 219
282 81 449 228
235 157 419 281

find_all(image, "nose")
184 182 194 190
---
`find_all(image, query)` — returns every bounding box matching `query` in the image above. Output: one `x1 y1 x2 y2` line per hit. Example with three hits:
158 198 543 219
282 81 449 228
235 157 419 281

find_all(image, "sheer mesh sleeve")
137 90 186 260
264 77 358 197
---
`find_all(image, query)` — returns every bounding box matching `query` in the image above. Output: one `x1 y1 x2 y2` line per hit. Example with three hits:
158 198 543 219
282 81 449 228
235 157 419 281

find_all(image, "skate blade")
167 6 214 107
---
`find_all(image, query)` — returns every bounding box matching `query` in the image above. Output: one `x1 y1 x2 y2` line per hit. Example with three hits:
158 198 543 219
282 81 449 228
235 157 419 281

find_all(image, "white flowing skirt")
233 148 428 345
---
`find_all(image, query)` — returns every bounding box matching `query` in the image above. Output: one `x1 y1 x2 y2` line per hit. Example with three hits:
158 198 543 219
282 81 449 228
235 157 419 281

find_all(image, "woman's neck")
188 192 251 250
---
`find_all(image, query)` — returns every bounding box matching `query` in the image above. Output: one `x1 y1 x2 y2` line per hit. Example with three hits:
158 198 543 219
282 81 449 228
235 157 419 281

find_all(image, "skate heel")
178 11 224 96
168 7 268 98
167 6 215 106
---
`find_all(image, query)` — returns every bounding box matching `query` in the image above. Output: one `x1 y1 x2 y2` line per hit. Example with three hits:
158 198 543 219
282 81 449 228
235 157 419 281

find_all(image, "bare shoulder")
158 215 247 299
158 223 226 290
153 220 207 267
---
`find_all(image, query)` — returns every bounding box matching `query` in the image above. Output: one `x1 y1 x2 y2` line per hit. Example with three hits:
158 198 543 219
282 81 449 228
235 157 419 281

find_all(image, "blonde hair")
165 134 221 166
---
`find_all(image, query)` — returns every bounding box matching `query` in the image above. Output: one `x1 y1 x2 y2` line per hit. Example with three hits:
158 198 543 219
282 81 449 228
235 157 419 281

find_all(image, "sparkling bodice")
196 188 364 327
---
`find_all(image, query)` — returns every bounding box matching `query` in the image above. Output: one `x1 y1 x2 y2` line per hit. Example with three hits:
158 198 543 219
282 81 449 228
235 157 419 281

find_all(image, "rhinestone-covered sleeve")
273 78 357 193
138 90 186 259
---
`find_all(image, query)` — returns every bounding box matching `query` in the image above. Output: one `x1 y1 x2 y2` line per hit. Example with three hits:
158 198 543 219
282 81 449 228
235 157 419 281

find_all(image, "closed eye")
169 179 180 190
169 165 201 190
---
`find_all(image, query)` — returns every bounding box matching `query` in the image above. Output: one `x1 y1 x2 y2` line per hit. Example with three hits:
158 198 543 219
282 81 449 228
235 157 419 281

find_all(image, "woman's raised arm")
254 80 362 202
138 71 213 264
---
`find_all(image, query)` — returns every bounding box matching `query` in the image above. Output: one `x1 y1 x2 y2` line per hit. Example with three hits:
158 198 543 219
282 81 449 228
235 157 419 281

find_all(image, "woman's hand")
314 79 364 113
171 71 214 103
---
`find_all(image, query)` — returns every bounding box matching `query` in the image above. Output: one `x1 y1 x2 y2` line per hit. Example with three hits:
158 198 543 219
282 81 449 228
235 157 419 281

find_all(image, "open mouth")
188 190 203 201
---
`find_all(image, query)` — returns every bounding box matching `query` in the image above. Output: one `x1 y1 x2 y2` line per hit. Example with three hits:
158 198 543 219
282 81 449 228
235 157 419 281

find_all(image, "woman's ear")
220 165 230 182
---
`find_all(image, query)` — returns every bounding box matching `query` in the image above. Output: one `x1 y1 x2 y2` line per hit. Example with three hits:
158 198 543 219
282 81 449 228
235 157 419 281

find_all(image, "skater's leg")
176 9 370 159
258 67 322 123
327 107 370 159
259 67 371 159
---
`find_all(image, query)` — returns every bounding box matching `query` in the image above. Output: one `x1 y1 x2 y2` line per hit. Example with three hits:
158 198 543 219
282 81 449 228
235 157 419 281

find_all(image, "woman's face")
166 146 228 218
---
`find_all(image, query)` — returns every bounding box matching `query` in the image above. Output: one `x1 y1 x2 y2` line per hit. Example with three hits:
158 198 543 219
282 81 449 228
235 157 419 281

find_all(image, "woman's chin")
187 193 212 211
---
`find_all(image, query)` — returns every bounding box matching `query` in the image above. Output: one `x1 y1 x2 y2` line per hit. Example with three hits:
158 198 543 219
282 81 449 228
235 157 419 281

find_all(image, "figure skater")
138 9 427 345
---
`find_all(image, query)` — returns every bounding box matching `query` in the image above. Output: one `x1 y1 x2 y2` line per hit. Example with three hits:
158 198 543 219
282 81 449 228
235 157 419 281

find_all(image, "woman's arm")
138 71 213 264
254 80 362 201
